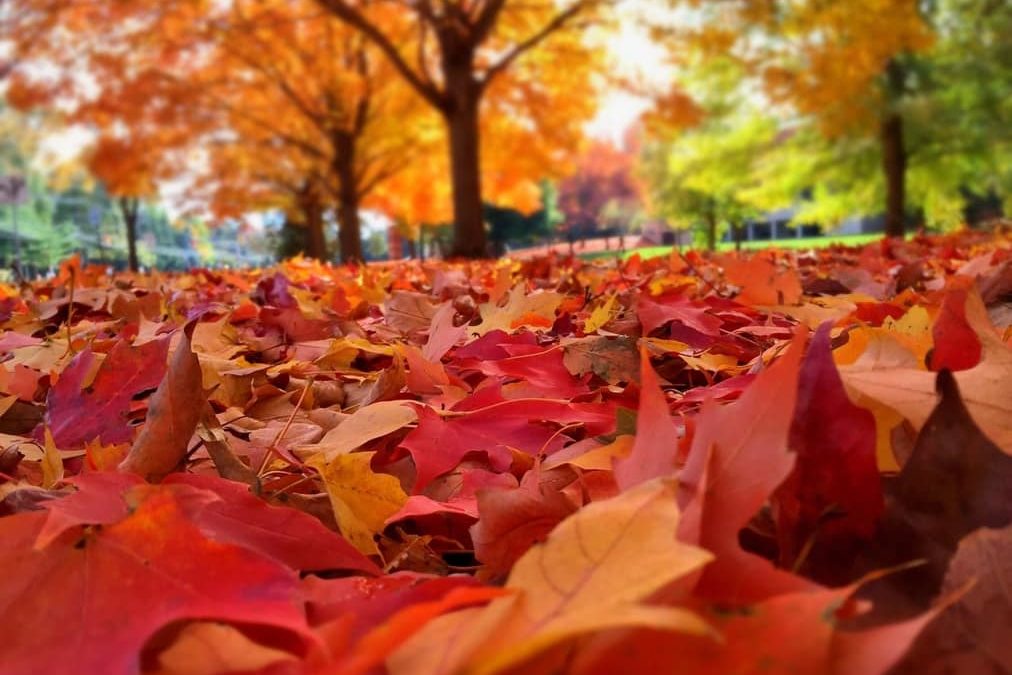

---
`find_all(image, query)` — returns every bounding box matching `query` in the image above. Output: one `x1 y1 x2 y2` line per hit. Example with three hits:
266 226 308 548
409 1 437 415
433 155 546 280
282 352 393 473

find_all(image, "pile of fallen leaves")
1 229 1010 675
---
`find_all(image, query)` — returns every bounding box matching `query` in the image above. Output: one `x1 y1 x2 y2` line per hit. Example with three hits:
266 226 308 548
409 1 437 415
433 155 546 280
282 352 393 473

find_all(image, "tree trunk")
335 133 363 263
732 222 743 251
118 197 140 272
445 73 487 258
881 59 907 239
881 111 907 238
705 211 717 252
304 198 327 261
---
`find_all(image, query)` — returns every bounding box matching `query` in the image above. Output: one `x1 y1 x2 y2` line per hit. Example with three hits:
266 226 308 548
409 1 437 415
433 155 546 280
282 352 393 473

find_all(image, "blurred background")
0 0 1008 272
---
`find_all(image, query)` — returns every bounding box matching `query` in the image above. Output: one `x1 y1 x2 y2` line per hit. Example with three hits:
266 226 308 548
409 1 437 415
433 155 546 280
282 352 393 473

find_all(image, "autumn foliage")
2 230 1012 674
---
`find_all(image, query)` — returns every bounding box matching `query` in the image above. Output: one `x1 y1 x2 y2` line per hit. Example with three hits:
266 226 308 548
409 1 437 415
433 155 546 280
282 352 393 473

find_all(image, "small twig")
257 377 314 476
62 266 77 357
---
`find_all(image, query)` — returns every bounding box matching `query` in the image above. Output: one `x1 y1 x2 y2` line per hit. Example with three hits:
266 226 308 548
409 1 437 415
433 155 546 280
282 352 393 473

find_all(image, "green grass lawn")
582 232 885 261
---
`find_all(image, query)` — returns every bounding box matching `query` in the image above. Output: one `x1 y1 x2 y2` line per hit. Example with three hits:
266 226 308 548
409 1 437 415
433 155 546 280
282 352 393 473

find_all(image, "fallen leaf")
470 466 579 579
120 324 203 480
928 285 981 371
572 584 936 675
583 294 616 334
389 479 714 675
773 322 882 580
722 253 803 306
472 285 562 336
0 489 308 675
422 301 467 361
854 369 1012 611
840 290 1012 452
678 328 815 603
44 336 170 448
613 348 680 490
893 524 1012 674
562 336 640 385
400 399 615 490
637 294 723 336
304 400 418 462
315 451 408 556
155 622 298 675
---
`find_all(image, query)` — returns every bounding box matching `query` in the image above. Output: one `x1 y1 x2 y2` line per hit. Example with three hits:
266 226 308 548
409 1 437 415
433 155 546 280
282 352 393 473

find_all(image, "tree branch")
472 0 507 44
480 0 591 89
314 0 447 108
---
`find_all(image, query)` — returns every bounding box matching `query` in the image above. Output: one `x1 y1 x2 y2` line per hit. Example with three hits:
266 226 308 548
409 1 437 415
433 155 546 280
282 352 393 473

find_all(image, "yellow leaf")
315 451 408 556
543 434 634 471
834 325 919 369
882 305 933 364
583 294 616 334
388 479 713 675
680 351 742 374
473 285 562 336
41 428 63 489
642 337 693 355
0 394 17 418
771 297 857 329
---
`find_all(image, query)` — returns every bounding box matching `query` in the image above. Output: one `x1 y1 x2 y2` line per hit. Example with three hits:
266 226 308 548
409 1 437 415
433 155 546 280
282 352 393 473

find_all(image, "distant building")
726 207 884 244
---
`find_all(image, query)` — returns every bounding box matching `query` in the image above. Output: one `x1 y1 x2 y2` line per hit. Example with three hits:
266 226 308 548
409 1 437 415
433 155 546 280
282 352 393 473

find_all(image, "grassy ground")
581 232 885 261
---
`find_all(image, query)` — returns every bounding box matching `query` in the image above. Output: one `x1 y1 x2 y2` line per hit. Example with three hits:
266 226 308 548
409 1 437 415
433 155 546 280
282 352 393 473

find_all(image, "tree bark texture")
119 197 140 272
445 67 488 258
303 195 327 261
705 210 717 252
334 133 363 263
881 111 907 238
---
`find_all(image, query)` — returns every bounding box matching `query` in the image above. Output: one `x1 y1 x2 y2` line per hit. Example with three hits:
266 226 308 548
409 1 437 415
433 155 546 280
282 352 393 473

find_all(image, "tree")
313 0 607 257
5 0 443 264
658 0 935 237
641 60 779 251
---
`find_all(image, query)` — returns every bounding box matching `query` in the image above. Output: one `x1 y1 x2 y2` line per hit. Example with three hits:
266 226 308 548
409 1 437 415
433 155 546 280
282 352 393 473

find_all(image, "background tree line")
0 0 1008 267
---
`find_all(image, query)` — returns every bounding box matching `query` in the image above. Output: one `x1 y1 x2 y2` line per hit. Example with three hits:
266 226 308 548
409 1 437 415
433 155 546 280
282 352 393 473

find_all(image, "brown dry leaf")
119 323 204 480
385 291 439 335
893 525 1012 674
562 336 639 385
388 478 713 675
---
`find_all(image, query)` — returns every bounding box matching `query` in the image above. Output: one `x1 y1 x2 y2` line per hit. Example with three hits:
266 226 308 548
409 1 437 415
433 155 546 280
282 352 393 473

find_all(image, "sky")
587 2 676 144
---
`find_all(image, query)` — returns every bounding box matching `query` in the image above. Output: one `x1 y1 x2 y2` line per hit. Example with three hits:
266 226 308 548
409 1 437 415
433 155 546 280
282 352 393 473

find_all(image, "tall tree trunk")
118 197 140 272
334 134 363 263
881 111 907 238
445 72 487 258
732 222 743 251
304 198 327 261
705 211 717 252
881 59 907 239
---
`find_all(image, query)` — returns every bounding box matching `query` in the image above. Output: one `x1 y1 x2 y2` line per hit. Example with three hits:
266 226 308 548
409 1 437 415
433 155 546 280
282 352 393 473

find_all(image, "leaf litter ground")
1 229 1011 675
